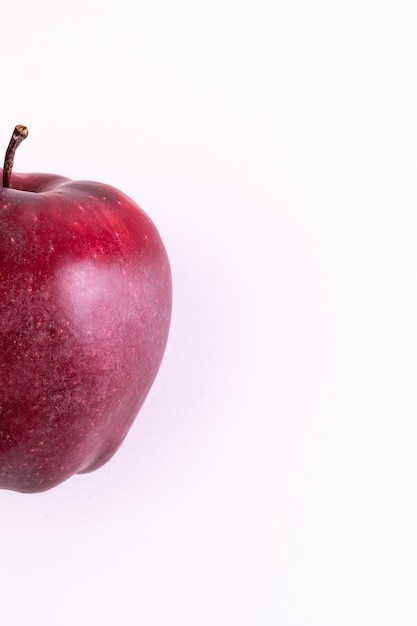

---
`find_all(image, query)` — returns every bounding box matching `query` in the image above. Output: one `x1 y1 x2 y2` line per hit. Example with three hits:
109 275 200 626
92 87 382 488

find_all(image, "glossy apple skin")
0 172 172 493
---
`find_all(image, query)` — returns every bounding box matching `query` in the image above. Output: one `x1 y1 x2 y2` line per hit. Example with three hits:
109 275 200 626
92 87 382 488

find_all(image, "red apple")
0 126 172 493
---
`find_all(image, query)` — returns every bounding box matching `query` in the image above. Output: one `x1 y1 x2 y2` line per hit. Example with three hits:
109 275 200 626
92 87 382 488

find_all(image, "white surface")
2 1 417 624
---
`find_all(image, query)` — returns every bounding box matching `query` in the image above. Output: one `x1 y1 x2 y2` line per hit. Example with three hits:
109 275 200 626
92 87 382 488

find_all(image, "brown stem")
2 125 29 188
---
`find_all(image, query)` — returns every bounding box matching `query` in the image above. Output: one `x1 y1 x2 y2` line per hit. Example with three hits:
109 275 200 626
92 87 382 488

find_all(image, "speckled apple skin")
0 172 172 493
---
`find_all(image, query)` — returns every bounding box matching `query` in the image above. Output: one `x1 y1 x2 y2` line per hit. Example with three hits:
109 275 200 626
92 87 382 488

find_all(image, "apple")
0 126 172 493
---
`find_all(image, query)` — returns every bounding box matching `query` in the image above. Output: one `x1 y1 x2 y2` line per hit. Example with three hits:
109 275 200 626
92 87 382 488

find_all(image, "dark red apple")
0 126 172 493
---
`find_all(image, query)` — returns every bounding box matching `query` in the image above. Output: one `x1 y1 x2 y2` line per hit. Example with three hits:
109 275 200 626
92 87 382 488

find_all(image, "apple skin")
0 171 172 493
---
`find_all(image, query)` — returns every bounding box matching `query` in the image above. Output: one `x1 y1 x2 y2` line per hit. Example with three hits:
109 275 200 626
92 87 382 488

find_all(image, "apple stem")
2 125 29 189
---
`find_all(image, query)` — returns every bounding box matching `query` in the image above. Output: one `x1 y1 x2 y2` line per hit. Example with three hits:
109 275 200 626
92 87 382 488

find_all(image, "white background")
1 1 417 624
